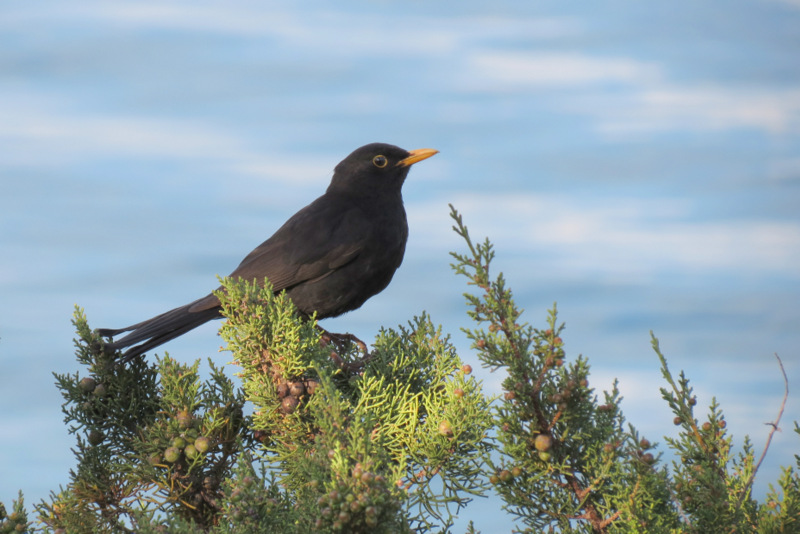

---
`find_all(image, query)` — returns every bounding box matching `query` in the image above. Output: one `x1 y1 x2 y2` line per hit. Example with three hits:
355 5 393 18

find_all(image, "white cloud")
5 113 234 160
0 92 236 160
591 359 796 456
768 157 800 182
467 52 661 88
1 2 580 66
0 92 332 184
0 3 300 37
595 87 800 135
5 1 798 142
415 193 800 279
458 49 800 136
769 0 800 8
234 160 333 183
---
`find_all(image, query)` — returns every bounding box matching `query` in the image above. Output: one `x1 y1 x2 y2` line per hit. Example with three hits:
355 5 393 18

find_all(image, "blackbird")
98 142 438 361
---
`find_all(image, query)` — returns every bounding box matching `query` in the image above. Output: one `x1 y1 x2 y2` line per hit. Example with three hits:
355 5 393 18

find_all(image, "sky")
1 1 799 532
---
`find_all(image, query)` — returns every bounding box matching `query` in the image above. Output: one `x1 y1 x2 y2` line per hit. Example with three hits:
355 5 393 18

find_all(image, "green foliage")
450 206 679 533
757 459 800 533
0 493 29 533
653 336 800 534
2 205 799 533
37 309 250 533
215 277 493 532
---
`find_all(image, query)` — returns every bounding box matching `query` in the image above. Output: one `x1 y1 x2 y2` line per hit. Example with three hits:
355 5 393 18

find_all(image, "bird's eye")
372 155 388 168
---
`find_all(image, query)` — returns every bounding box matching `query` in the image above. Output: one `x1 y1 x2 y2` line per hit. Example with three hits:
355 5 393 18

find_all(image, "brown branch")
599 509 623 529
736 353 788 508
319 328 375 373
665 480 693 527
566 473 609 532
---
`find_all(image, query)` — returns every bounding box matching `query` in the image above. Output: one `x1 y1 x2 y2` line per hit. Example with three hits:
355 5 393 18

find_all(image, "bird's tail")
97 297 221 362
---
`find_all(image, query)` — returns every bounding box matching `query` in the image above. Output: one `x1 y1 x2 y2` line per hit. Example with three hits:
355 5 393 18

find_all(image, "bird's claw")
318 328 373 373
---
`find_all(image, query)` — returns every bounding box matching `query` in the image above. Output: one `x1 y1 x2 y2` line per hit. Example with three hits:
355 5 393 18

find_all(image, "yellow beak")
397 148 439 167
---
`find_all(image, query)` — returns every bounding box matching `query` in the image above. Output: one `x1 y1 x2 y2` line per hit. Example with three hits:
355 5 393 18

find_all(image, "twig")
666 482 693 527
318 328 374 372
737 353 788 507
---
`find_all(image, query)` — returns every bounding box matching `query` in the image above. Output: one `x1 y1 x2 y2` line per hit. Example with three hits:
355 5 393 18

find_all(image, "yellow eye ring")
372 155 388 168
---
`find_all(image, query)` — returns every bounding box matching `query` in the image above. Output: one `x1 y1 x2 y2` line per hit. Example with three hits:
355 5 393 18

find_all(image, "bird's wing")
189 196 368 312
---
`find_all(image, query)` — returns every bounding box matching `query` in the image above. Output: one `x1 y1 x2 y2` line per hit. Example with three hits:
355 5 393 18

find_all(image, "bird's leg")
317 327 375 373
318 327 369 355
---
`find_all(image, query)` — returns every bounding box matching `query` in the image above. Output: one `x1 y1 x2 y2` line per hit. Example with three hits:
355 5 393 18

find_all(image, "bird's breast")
286 201 409 319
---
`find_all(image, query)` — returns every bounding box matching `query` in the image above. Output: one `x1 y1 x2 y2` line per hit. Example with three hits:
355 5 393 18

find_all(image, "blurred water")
1 1 799 531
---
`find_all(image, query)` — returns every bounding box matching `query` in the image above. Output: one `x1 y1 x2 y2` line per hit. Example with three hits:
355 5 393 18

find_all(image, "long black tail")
98 297 222 362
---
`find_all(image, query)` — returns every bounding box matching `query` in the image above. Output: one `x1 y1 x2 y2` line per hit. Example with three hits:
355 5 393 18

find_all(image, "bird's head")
328 143 438 198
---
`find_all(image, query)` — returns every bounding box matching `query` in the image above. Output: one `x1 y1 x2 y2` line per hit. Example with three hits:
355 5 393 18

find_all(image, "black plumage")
98 143 438 361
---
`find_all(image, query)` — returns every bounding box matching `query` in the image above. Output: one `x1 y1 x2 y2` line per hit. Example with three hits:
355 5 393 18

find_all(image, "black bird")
98 143 438 361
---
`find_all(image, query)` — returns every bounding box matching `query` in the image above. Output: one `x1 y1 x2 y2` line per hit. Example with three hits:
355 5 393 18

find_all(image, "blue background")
1 1 799 531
